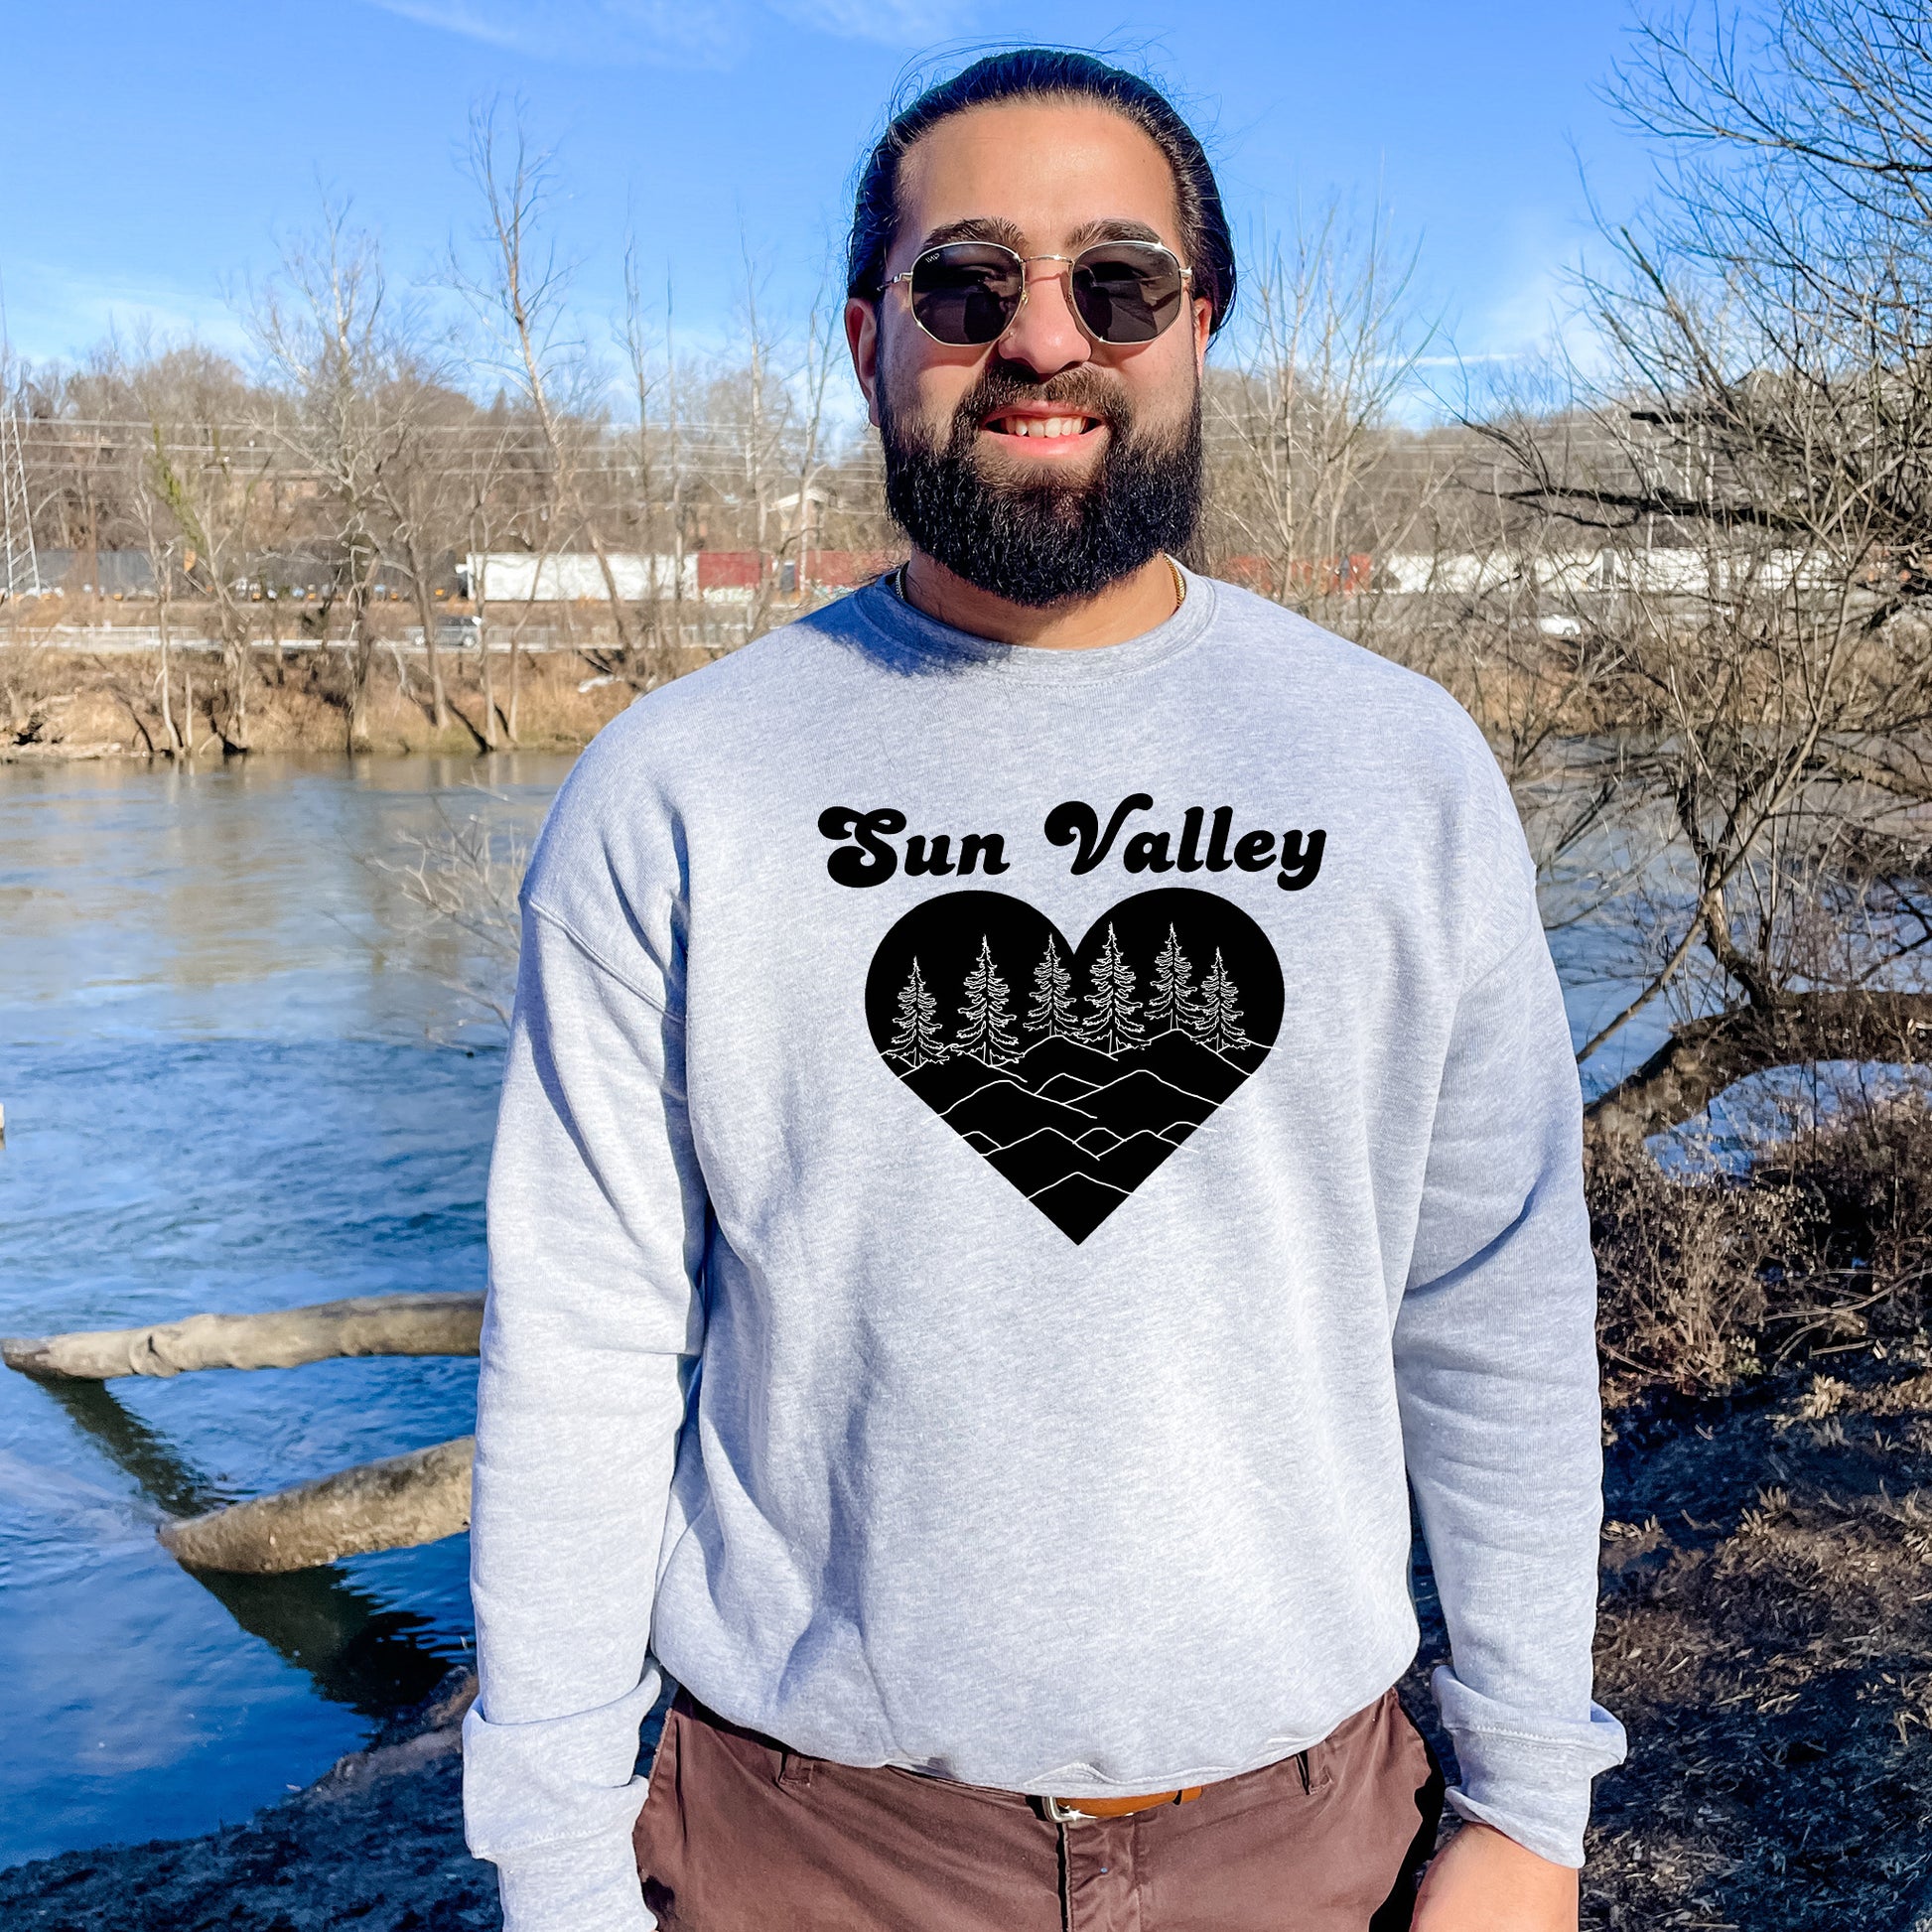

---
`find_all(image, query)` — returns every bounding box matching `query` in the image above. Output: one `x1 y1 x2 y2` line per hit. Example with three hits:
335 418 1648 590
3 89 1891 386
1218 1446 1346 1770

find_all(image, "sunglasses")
885 239 1194 347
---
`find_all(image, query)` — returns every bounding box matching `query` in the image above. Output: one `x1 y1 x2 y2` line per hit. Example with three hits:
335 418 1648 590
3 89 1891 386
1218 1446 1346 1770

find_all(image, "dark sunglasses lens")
1071 245 1184 344
909 244 1024 345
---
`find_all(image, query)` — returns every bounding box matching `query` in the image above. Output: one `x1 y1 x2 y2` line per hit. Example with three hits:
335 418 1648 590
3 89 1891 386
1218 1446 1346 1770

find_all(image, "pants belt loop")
776 1745 814 1791
1296 1749 1311 1795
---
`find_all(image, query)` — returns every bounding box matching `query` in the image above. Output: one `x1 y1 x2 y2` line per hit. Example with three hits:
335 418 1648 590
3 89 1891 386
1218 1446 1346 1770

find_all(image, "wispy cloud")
4 264 249 367
768 0 965 45
360 0 965 66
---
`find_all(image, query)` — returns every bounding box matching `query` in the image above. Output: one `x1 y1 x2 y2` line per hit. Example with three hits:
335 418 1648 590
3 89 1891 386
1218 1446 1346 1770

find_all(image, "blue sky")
1 1 1657 398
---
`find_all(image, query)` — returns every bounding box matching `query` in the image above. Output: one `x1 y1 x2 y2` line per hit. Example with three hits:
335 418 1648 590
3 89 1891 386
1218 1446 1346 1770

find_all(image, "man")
463 49 1625 1932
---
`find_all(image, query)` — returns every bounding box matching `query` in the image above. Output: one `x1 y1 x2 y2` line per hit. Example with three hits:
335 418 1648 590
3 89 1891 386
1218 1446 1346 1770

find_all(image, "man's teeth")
994 416 1092 438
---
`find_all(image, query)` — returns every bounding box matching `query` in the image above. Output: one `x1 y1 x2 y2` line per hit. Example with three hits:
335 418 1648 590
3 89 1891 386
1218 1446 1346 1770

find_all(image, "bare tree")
89 337 189 758
371 365 470 740
1594 1 1932 630
367 790 536 1035
619 242 696 673
250 205 498 751
732 244 782 639
130 455 185 758
1480 0 1932 1137
658 279 691 658
249 207 397 751
777 278 841 607
1205 200 1444 637
126 348 272 752
456 103 656 689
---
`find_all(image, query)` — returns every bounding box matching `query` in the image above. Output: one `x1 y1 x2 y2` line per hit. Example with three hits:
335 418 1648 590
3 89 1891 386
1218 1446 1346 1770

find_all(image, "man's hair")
846 50 1237 337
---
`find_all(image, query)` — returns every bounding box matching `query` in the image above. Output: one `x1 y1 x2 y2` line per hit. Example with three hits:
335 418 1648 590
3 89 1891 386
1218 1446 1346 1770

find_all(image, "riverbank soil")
1388 1349 1932 1931
1586 1354 1932 1927
1564 1098 1932 1926
1 641 645 759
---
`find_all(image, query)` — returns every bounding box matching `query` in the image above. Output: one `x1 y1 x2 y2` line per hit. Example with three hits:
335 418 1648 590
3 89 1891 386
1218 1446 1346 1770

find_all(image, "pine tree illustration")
1082 922 1146 1056
1024 932 1084 1040
1146 924 1198 1035
952 935 1022 1066
1191 948 1255 1055
887 958 949 1069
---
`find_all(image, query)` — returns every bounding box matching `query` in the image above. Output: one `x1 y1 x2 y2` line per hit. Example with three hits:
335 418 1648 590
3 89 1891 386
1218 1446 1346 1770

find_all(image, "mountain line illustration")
864 889 1285 1242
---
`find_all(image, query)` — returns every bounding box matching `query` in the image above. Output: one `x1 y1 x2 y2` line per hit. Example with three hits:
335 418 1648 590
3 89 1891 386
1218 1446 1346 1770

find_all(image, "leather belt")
1040 1786 1203 1824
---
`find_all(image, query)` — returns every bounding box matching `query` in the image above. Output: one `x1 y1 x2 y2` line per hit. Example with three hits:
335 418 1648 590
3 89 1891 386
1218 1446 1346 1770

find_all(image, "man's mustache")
945 365 1133 449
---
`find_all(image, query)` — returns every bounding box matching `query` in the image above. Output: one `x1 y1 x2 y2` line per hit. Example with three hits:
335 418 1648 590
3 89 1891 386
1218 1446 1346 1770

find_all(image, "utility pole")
0 270 43 602
1 408 41 602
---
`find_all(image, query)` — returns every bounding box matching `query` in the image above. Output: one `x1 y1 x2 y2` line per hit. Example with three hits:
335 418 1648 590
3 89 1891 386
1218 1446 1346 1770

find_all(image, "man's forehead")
892 101 1183 257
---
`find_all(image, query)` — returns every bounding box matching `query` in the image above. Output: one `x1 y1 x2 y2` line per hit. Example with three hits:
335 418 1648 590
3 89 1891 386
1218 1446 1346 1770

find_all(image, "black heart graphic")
866 889 1284 1242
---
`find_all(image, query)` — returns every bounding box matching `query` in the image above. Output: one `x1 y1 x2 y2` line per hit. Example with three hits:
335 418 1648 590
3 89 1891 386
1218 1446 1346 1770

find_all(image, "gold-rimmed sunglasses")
885 239 1194 347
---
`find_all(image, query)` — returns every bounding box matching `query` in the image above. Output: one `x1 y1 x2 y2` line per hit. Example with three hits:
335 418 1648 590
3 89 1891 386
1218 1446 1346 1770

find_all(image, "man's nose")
997 260 1091 379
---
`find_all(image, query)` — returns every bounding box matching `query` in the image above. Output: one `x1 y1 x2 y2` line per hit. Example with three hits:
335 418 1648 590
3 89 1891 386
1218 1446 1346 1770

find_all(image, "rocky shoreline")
0 1674 496 1931
0 1674 685 1932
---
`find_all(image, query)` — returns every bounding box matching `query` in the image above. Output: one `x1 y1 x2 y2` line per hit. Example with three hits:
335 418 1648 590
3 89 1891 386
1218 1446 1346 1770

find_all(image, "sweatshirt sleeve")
1392 905 1627 1867
462 900 710 1932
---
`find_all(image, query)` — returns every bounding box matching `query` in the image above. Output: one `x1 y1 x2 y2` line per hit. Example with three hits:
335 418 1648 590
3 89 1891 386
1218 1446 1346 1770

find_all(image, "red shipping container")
697 550 761 590
803 550 899 588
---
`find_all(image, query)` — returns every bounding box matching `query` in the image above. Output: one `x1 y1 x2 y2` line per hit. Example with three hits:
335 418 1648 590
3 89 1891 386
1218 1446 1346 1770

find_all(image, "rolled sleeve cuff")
463 1676 659 1932
1433 1666 1628 1867
490 1830 655 1932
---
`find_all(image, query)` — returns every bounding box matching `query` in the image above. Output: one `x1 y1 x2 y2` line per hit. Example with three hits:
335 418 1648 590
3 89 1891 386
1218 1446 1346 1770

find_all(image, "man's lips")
981 407 1104 443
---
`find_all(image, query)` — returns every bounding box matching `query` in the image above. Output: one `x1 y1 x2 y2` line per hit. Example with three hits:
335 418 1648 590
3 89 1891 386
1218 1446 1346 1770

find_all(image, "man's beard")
878 364 1203 609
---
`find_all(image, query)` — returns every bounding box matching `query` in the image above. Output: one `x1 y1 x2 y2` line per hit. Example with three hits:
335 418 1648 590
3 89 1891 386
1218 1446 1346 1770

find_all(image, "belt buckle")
1040 1796 1097 1825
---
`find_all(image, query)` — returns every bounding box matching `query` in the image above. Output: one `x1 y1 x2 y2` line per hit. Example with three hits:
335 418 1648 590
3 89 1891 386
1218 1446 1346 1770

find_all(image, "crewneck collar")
848 562 1217 684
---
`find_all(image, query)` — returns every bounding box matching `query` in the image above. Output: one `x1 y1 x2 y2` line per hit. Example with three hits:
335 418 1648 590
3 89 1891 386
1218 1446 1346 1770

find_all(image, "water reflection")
44 1379 455 1719
0 752 571 1045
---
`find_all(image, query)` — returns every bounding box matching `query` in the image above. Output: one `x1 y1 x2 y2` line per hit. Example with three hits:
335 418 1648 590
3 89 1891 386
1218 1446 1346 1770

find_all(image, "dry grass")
1582 1358 1932 1927
1592 1094 1932 1410
1547 1099 1932 1927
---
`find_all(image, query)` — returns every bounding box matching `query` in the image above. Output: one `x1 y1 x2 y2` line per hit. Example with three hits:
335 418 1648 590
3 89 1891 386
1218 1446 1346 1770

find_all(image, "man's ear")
1190 294 1212 374
846 296 882 428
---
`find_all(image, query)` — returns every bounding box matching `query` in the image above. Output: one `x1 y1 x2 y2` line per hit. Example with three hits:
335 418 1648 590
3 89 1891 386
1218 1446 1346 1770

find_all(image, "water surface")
0 755 570 1867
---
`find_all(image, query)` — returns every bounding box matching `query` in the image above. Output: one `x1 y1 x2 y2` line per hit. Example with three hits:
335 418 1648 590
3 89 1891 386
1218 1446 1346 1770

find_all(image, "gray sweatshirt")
462 570 1626 1930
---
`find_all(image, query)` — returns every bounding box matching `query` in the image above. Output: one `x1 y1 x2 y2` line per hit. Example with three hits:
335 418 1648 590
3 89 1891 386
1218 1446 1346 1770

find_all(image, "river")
0 754 570 1868
0 751 1671 1871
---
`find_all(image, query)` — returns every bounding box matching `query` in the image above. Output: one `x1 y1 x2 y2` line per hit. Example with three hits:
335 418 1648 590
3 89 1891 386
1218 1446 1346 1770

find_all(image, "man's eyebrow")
906 213 1174 258
1063 217 1169 250
914 215 1027 252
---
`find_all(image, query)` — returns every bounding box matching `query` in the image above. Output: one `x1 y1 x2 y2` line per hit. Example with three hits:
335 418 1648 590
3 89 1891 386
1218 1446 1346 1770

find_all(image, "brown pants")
633 1689 1444 1931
